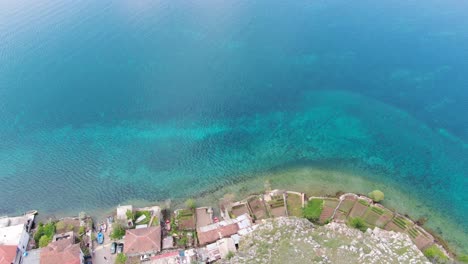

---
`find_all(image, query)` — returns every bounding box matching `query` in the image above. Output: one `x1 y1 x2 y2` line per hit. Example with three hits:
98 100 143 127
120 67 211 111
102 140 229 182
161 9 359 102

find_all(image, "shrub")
35 222 56 245
55 221 66 231
126 210 135 221
39 235 52 248
78 226 86 236
110 224 126 240
185 199 196 210
115 253 127 264
368 190 384 202
177 236 188 247
349 217 368 232
302 199 323 223
226 251 235 259
423 245 448 262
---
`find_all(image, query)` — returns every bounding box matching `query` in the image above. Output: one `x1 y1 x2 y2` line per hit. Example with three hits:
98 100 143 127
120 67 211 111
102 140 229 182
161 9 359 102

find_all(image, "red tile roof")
197 223 239 245
0 245 17 264
40 239 82 264
124 226 161 255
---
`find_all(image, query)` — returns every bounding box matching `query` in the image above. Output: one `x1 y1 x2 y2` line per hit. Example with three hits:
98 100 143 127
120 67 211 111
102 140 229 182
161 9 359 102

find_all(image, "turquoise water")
0 0 467 252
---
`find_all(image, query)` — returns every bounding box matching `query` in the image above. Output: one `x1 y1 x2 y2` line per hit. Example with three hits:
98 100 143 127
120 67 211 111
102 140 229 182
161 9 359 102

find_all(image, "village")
0 188 451 264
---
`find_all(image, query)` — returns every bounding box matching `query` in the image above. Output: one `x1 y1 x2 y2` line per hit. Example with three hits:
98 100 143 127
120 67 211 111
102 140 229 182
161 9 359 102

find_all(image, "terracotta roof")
0 245 17 264
40 239 82 264
197 223 239 245
124 226 161 255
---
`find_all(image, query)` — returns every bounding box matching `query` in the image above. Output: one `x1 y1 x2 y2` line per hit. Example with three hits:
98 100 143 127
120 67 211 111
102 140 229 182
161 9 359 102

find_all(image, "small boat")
97 232 104 244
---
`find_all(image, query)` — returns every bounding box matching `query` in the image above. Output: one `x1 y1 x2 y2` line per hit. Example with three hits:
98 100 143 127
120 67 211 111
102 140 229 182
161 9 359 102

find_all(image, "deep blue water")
0 0 467 252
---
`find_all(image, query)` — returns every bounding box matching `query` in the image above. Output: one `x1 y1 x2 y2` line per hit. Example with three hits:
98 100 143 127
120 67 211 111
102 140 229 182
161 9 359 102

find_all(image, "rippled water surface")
0 0 467 253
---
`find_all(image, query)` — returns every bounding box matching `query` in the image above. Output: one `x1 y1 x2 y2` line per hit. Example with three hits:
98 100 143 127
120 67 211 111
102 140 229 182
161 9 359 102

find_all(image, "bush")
126 210 135 221
177 236 188 247
78 226 86 236
110 224 126 240
368 190 384 202
34 222 56 245
302 199 323 222
226 251 235 260
185 199 196 210
423 245 448 262
115 253 127 264
55 221 66 231
349 217 368 232
39 235 52 248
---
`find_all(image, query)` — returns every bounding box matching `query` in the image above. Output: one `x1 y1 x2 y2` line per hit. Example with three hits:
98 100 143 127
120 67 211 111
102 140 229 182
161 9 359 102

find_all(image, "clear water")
0 0 467 253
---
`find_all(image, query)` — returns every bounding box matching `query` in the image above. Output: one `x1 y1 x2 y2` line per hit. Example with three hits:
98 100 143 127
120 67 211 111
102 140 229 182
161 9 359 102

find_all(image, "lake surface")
1 0 467 253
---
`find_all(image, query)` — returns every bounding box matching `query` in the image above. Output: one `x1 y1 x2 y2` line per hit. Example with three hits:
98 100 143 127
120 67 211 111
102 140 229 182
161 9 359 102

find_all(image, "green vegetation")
370 206 384 215
34 222 56 248
226 251 235 260
126 210 135 221
302 199 323 222
348 217 368 232
110 224 126 240
151 217 159 226
423 245 448 262
135 210 151 225
185 198 196 210
368 190 384 202
78 226 86 236
177 209 194 220
177 236 188 247
392 216 408 230
358 199 369 206
55 221 66 231
458 255 468 263
115 253 127 264
39 235 52 247
268 196 285 209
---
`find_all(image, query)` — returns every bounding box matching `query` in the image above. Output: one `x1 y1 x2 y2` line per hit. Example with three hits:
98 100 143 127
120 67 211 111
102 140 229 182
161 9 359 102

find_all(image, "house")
197 221 239 246
124 226 161 257
195 207 213 229
40 239 84 264
0 245 17 264
202 238 236 262
0 213 35 264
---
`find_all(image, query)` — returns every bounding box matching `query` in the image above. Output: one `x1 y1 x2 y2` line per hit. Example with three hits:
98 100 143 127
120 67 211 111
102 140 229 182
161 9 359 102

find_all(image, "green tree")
115 253 127 264
185 198 196 210
368 190 385 202
78 226 86 236
39 235 52 248
110 224 126 240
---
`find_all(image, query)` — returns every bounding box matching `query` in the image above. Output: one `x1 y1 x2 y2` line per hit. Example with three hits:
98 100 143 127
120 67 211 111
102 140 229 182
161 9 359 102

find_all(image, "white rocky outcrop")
221 217 430 264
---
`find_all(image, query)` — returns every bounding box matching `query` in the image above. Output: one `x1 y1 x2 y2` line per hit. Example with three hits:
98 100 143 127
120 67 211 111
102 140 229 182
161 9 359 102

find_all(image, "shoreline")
30 165 467 256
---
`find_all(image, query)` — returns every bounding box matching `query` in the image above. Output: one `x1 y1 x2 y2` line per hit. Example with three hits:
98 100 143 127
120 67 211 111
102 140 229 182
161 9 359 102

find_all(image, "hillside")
222 217 430 264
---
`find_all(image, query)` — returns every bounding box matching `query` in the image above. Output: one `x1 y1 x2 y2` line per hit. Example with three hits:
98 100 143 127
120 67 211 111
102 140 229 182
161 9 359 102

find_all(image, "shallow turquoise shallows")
0 0 467 253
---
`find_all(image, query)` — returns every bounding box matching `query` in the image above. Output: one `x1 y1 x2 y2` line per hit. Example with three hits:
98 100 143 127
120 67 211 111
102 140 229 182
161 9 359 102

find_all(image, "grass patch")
303 199 323 222
177 209 194 220
135 211 151 225
392 216 408 230
423 245 448 262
